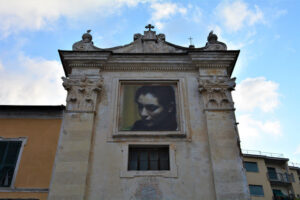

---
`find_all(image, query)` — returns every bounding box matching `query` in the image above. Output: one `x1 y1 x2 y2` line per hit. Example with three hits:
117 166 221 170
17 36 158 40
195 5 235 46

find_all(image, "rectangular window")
249 185 264 196
128 146 169 171
244 161 259 172
291 173 295 182
0 141 22 187
267 167 278 180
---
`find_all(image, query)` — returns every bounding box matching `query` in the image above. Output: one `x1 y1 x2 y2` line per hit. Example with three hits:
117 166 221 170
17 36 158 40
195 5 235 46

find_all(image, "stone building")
47 25 250 200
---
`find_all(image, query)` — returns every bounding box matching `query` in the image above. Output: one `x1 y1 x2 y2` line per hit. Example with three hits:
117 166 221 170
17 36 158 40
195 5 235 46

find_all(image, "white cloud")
294 145 300 155
215 0 264 32
233 77 280 112
238 114 281 136
190 6 202 23
0 60 3 71
274 34 280 40
0 55 66 105
0 0 147 37
273 9 287 19
150 2 187 29
238 114 282 146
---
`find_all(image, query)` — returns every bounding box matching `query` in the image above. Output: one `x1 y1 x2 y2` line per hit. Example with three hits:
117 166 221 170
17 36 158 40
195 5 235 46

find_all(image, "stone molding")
198 76 236 110
62 75 103 112
59 50 239 76
0 188 48 192
102 64 196 71
195 64 230 68
69 63 103 67
66 63 231 72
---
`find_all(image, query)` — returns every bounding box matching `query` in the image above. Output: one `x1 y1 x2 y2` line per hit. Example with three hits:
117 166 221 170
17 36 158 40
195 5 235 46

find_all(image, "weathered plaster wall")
49 30 249 199
86 71 214 199
0 118 62 200
83 70 247 200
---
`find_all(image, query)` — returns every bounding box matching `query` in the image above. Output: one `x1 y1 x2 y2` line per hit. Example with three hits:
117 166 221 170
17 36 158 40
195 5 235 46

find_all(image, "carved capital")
198 76 236 109
62 75 104 112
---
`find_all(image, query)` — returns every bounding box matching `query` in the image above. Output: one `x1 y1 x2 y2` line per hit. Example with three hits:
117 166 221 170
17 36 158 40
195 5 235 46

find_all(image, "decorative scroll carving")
62 75 103 112
198 76 236 109
72 30 102 51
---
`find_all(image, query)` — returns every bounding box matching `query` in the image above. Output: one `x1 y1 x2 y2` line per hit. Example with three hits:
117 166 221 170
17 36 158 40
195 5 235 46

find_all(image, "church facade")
47 25 249 200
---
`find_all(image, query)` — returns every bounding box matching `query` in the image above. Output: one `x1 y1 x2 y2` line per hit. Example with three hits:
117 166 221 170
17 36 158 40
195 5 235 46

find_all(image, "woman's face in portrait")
136 93 171 127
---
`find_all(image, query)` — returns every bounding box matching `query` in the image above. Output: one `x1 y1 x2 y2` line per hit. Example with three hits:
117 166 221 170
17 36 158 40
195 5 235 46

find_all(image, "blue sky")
0 0 299 164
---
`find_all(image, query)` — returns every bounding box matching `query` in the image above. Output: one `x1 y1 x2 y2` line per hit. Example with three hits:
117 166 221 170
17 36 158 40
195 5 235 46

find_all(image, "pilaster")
198 73 250 200
48 74 103 200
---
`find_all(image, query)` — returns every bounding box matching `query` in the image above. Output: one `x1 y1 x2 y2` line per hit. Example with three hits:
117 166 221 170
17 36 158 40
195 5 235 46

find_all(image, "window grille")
128 146 169 171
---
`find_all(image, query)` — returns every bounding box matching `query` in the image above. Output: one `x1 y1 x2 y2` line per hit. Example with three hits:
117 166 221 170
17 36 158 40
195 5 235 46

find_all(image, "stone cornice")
101 64 196 71
204 108 236 112
59 50 239 76
69 63 103 67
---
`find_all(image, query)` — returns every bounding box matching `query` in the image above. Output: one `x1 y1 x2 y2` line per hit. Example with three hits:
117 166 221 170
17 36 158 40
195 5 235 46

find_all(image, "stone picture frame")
112 78 188 138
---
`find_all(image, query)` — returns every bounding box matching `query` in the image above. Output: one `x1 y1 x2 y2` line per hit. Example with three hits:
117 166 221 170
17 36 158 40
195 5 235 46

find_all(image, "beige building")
243 150 300 200
0 105 63 200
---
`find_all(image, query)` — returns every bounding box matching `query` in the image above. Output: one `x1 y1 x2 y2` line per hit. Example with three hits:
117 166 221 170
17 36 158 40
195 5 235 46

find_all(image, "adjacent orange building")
0 105 63 200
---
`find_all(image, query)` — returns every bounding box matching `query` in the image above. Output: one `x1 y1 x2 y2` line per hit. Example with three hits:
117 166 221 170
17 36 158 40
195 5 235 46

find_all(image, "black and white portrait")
119 84 179 131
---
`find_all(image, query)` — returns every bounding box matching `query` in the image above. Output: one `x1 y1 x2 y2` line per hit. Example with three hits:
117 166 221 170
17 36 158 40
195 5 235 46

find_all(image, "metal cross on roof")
145 24 154 31
188 37 193 45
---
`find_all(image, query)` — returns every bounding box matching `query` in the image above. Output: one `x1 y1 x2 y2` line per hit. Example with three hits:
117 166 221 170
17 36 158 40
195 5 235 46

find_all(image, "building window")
128 146 169 171
0 141 22 187
291 173 295 182
273 189 289 199
249 185 264 196
244 161 259 172
267 167 277 180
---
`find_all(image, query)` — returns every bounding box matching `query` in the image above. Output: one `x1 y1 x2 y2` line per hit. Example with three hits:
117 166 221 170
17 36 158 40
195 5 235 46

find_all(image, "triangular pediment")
106 31 187 53
72 26 227 53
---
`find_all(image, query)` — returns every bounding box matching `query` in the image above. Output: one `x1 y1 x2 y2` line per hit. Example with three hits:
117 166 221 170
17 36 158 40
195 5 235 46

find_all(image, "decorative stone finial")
72 30 101 51
207 31 218 43
204 30 227 51
82 30 92 43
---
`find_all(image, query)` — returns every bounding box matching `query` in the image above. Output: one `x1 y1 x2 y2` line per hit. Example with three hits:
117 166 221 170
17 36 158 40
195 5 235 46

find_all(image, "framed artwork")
111 79 187 138
119 82 179 132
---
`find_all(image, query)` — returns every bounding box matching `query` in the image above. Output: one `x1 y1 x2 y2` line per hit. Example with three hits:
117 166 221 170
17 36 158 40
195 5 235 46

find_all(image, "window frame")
120 143 178 178
128 146 170 171
244 161 259 172
249 184 264 197
0 137 27 189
